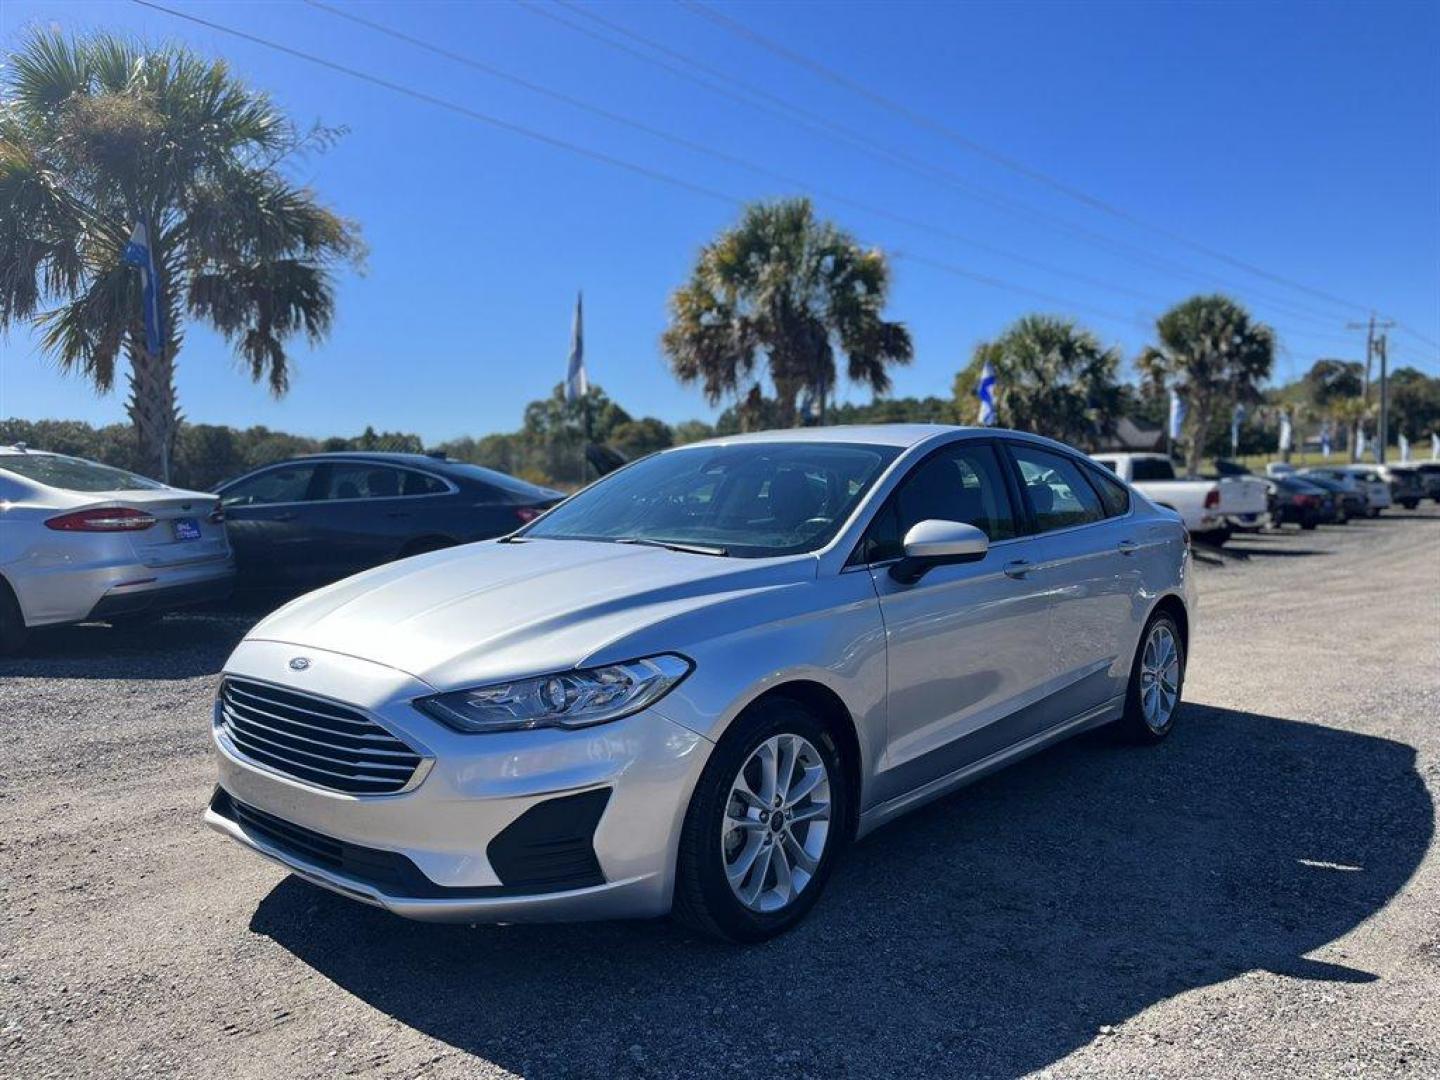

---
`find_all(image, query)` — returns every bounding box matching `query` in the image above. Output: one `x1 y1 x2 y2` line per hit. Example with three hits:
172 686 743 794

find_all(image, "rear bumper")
87 570 233 619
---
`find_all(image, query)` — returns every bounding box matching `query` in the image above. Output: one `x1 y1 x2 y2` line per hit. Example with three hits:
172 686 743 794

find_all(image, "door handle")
1003 559 1032 579
271 511 297 522
1117 540 1139 556
385 511 410 519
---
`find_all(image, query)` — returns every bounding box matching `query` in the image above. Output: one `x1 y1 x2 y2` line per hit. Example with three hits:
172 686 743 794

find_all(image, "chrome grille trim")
217 677 427 795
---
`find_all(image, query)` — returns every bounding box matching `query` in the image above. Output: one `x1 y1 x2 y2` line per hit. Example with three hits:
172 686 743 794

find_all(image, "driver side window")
859 443 1017 563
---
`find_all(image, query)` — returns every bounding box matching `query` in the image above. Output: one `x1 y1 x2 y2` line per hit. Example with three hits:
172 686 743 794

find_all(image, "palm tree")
0 30 361 479
661 198 912 428
1138 295 1275 477
953 315 1122 447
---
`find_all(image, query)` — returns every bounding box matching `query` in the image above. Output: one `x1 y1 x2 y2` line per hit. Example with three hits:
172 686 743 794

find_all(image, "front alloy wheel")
673 698 848 942
722 733 832 913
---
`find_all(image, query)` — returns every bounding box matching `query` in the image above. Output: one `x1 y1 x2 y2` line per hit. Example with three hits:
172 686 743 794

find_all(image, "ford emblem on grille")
288 657 311 671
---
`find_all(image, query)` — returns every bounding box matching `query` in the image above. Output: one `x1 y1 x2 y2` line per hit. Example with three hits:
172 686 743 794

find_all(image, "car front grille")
217 677 424 795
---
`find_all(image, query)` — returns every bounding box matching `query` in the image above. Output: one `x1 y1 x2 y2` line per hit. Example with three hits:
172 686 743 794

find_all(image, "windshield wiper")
616 537 729 557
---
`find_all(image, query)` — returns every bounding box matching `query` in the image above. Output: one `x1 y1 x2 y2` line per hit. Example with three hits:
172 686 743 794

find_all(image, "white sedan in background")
0 446 234 653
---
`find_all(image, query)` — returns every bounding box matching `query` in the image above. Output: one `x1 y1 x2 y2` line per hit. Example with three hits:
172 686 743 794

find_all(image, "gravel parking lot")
3 508 1438 1079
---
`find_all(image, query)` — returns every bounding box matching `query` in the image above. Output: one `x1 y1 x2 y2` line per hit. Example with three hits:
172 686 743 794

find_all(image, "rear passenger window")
1085 463 1130 517
1009 445 1105 532
401 471 448 496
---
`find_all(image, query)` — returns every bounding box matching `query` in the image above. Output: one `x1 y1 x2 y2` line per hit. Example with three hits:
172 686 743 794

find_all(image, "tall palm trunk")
1185 398 1212 478
126 340 179 481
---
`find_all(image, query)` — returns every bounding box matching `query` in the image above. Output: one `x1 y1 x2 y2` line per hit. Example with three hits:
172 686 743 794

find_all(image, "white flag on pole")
1356 428 1367 459
564 291 588 404
1432 432 1440 460
976 360 997 426
1278 411 1293 452
1168 389 1186 440
1399 433 1410 462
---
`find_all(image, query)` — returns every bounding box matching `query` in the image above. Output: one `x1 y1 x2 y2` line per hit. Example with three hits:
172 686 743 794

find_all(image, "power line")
679 0 1385 321
129 0 741 206
302 0 1369 356
529 0 1364 334
128 0 1151 338
304 0 1168 309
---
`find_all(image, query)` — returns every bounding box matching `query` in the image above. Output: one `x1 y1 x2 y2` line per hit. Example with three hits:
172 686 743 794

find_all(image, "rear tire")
672 697 849 943
1402 499 1419 510
0 580 26 656
1116 611 1186 744
1301 519 1317 531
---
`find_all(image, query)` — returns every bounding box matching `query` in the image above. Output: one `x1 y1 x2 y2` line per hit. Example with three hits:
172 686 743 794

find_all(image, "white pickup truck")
1090 452 1269 544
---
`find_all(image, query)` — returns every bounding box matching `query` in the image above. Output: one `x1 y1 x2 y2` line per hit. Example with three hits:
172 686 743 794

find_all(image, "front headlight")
415 654 693 734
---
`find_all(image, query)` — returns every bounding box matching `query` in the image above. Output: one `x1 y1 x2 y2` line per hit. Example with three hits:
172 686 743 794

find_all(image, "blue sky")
2 0 1437 443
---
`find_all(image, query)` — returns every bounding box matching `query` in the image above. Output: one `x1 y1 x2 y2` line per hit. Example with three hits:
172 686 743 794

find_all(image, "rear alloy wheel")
673 698 848 942
1118 612 1186 743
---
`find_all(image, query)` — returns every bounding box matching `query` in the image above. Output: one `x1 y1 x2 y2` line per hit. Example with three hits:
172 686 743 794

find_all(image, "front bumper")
208 639 713 922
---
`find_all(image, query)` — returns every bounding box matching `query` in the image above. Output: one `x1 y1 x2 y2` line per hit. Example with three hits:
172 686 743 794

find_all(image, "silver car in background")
0 446 234 653
207 426 1193 942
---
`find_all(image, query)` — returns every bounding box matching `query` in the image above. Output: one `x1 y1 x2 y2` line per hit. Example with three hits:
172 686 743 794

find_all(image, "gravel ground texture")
2 507 1438 1079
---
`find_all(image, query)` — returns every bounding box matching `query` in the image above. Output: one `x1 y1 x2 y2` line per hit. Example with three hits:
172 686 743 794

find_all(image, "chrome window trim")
219 461 459 509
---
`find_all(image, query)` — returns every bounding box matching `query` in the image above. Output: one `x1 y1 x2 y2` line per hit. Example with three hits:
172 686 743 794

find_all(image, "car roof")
678 424 1077 453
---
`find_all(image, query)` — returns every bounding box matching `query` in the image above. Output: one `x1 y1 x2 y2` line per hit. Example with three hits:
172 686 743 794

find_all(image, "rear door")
864 439 1059 802
308 463 453 579
1002 441 1139 720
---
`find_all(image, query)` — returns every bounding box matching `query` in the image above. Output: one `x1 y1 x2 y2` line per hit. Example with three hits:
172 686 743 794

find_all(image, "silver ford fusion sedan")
207 425 1193 942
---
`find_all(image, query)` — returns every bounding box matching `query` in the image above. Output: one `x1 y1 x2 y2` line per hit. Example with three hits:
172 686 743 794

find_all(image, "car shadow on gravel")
250 705 1431 1078
0 610 254 680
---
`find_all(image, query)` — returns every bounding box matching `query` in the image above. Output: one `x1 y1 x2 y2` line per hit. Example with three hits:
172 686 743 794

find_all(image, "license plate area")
172 517 202 541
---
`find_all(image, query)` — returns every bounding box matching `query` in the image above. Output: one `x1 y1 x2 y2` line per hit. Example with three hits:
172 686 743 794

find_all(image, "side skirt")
855 696 1123 839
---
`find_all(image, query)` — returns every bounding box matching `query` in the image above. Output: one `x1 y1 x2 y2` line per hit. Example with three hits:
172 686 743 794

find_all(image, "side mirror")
890 519 990 584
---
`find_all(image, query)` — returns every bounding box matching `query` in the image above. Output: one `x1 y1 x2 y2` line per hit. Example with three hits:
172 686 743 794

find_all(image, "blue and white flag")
1432 432 1439 460
1399 433 1410 463
1230 402 1245 455
1356 428 1366 460
1278 411 1293 453
121 221 164 356
1320 423 1332 459
564 291 588 405
1168 388 1186 440
976 359 997 426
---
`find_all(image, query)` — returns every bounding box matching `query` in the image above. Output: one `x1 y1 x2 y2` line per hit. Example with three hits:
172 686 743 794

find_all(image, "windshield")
522 441 900 557
0 453 166 492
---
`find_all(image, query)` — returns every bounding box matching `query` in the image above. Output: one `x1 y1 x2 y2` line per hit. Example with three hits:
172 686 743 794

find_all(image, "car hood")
244 539 815 689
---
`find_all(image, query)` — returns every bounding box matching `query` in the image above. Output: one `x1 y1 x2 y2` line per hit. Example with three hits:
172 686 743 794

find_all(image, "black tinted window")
861 443 1016 562
1010 445 1105 532
1130 457 1178 481
220 464 317 506
1085 463 1130 517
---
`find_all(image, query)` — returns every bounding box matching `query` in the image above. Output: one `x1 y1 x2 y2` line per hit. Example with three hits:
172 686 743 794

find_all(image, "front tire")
1117 611 1186 744
672 698 849 943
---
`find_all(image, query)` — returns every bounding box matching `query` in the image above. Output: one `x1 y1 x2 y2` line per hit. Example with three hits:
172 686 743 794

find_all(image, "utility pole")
1345 314 1395 462
1377 332 1389 464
